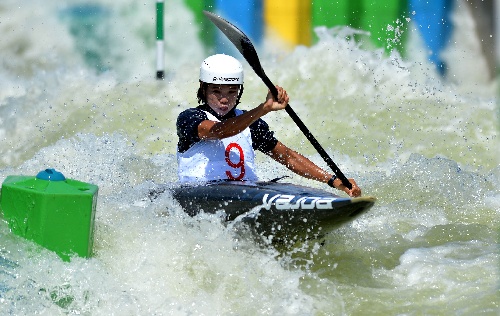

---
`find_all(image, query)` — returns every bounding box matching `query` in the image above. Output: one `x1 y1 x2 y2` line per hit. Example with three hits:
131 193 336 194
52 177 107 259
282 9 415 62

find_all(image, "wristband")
327 175 337 188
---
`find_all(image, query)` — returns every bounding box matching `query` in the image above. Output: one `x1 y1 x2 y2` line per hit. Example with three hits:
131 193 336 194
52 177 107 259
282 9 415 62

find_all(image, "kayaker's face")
205 84 241 116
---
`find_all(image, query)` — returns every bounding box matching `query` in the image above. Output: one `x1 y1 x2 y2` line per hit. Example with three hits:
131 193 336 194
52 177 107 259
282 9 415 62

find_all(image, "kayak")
151 180 376 242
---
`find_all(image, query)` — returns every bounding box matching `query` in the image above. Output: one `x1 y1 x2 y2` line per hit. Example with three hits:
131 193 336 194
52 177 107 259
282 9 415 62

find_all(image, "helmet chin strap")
236 85 244 105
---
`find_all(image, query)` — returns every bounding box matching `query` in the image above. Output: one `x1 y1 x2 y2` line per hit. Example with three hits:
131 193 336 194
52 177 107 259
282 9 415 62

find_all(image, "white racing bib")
177 109 258 182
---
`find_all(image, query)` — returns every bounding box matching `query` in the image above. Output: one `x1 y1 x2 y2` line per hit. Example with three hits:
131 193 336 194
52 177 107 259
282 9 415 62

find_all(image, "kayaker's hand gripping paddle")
203 11 352 190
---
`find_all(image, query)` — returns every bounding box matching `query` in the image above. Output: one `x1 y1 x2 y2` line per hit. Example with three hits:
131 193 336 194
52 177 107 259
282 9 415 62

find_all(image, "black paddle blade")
203 11 277 97
202 11 248 53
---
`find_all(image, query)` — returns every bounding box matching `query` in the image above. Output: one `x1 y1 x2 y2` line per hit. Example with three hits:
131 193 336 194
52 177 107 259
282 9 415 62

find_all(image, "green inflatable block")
0 169 98 261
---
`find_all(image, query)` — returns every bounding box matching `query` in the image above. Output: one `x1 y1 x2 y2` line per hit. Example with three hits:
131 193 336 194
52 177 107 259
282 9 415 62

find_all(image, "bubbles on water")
0 0 498 314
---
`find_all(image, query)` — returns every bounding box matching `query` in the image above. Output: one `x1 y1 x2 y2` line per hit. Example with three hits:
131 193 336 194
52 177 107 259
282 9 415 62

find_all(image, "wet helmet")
199 54 244 84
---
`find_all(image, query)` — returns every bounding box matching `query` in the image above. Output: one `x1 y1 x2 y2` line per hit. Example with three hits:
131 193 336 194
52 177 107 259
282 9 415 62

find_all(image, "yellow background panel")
264 0 311 46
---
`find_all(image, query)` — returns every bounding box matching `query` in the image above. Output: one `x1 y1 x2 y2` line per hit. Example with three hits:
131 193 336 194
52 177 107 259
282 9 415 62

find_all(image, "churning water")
0 0 498 314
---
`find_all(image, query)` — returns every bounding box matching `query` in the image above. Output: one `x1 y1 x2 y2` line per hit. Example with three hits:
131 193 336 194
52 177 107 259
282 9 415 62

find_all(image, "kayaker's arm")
198 103 269 140
198 86 289 140
268 142 361 197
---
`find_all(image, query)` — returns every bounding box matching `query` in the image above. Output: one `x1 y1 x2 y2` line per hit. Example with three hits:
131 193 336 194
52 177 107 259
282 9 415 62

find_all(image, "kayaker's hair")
197 81 244 105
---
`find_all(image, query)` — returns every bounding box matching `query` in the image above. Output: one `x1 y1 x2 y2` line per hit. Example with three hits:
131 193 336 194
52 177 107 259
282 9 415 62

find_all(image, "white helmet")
199 54 244 84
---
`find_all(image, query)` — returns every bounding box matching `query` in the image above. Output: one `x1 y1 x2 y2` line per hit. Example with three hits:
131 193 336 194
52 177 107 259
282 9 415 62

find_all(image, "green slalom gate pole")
156 0 164 79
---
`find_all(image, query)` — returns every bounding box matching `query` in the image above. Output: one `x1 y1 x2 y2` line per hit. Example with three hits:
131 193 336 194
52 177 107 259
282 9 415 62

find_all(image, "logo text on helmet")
213 77 240 82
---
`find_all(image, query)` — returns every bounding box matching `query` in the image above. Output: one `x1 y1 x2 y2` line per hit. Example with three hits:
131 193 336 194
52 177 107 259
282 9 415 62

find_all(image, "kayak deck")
157 181 375 241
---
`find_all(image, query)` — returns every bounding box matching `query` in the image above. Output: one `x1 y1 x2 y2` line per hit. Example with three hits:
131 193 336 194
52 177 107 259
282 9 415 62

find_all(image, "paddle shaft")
264 81 352 189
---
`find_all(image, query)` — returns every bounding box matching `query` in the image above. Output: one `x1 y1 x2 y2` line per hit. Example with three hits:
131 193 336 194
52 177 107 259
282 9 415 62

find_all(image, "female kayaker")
176 54 361 197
